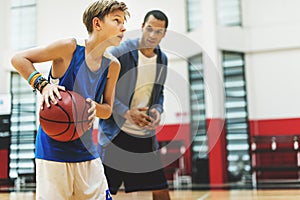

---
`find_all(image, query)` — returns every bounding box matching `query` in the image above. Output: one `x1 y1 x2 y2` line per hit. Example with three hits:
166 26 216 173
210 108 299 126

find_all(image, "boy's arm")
11 38 76 108
11 38 75 81
106 44 130 117
95 60 121 119
113 97 129 117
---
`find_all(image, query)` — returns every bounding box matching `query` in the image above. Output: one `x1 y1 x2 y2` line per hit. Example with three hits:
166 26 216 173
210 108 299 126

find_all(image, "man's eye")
146 27 153 32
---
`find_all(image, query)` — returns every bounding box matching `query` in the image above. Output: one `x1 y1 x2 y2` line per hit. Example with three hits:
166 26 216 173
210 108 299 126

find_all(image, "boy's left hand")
86 98 96 129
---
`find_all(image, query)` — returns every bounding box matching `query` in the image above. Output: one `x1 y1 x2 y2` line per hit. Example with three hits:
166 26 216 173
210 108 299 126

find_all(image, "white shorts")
35 158 111 200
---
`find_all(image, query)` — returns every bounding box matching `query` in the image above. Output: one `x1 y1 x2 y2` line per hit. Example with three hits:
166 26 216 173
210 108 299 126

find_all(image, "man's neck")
139 48 156 58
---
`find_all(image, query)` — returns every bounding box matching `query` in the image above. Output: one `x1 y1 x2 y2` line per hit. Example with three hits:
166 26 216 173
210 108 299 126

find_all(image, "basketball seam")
39 90 89 142
39 116 89 124
44 103 72 137
68 91 79 141
81 100 89 135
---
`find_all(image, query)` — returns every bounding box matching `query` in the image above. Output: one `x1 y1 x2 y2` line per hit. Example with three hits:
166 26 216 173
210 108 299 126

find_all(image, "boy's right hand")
40 84 65 109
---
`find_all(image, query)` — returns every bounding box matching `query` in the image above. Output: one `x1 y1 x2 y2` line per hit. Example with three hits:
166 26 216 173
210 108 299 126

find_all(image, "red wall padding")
250 118 300 180
249 118 300 136
0 150 8 179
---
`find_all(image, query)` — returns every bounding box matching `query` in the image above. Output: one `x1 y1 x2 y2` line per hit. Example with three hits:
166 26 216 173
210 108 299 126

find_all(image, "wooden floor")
1 189 300 200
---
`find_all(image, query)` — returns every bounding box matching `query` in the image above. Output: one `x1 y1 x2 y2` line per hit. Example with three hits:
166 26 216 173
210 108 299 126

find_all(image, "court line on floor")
197 192 210 200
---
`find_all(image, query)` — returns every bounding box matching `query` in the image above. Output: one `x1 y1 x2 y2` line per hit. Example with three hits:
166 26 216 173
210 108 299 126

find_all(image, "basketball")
39 90 91 142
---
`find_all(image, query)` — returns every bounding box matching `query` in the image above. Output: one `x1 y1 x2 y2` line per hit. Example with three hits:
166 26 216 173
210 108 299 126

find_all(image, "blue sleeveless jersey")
35 41 110 162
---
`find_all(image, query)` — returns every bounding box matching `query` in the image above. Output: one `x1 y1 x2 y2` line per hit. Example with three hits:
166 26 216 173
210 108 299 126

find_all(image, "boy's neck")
84 38 107 72
85 38 106 57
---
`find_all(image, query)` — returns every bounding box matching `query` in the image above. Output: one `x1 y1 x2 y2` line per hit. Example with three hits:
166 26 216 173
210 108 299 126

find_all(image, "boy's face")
140 15 166 49
100 9 126 46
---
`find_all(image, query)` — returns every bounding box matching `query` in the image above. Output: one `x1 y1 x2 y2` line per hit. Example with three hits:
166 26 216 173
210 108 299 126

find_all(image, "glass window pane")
188 55 208 183
9 72 36 179
11 0 36 7
217 0 241 26
223 52 250 184
11 2 36 50
187 0 201 31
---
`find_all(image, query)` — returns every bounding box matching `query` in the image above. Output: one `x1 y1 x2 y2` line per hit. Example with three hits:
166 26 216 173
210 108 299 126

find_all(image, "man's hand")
124 107 152 127
145 108 161 130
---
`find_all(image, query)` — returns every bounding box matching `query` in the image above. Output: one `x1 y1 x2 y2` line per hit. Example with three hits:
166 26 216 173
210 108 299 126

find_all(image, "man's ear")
93 17 102 31
162 30 167 38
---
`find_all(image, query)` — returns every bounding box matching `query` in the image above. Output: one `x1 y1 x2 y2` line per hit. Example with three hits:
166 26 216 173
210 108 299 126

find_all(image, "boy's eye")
114 18 125 25
114 18 124 24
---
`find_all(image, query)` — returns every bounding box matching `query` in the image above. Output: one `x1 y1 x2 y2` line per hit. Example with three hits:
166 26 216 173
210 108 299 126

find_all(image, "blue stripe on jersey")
35 44 110 162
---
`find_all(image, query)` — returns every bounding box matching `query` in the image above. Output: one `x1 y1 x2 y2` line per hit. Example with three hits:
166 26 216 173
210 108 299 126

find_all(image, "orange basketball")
39 90 91 142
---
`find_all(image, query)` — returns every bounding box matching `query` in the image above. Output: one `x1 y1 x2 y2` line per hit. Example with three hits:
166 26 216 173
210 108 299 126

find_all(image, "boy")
11 1 129 199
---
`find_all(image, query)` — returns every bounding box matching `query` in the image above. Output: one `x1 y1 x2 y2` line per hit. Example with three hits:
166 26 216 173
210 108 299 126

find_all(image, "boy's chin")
110 39 122 46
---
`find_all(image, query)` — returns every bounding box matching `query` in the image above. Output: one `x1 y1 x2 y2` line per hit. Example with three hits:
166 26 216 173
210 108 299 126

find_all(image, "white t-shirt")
121 50 157 136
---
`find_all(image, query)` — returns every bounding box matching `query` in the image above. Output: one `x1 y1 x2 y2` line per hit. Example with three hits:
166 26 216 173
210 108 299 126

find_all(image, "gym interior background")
1 0 300 191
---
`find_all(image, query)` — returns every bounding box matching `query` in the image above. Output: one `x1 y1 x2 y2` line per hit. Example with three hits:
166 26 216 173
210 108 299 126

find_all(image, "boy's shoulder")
74 38 85 47
109 38 139 57
119 38 139 49
103 50 118 63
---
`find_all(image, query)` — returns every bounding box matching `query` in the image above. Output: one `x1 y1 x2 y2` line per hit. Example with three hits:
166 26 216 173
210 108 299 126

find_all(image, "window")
10 72 36 179
11 0 36 50
217 0 242 26
9 0 37 181
186 0 201 31
188 55 209 183
222 52 250 184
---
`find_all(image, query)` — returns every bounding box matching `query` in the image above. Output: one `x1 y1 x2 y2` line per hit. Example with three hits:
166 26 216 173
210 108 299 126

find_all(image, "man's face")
140 15 166 48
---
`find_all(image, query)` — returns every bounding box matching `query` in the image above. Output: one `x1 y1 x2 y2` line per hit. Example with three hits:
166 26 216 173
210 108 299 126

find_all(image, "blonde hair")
83 0 129 33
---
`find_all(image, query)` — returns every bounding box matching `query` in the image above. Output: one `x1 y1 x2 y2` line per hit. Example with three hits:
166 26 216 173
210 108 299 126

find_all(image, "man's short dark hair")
143 10 168 29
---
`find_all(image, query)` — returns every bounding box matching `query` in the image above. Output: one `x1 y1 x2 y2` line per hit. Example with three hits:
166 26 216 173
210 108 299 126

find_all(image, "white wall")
123 0 186 32
202 0 225 119
36 0 91 45
246 49 300 120
241 0 300 120
163 59 190 124
0 0 12 94
241 0 300 28
220 0 300 52
242 0 300 51
213 0 300 120
36 0 186 43
35 0 93 74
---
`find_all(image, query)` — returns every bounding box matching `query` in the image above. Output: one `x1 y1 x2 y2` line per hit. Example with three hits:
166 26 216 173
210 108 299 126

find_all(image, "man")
11 1 129 199
99 10 171 200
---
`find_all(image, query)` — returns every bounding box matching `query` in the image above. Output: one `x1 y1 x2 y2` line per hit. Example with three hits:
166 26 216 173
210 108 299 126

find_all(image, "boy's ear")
93 17 102 31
